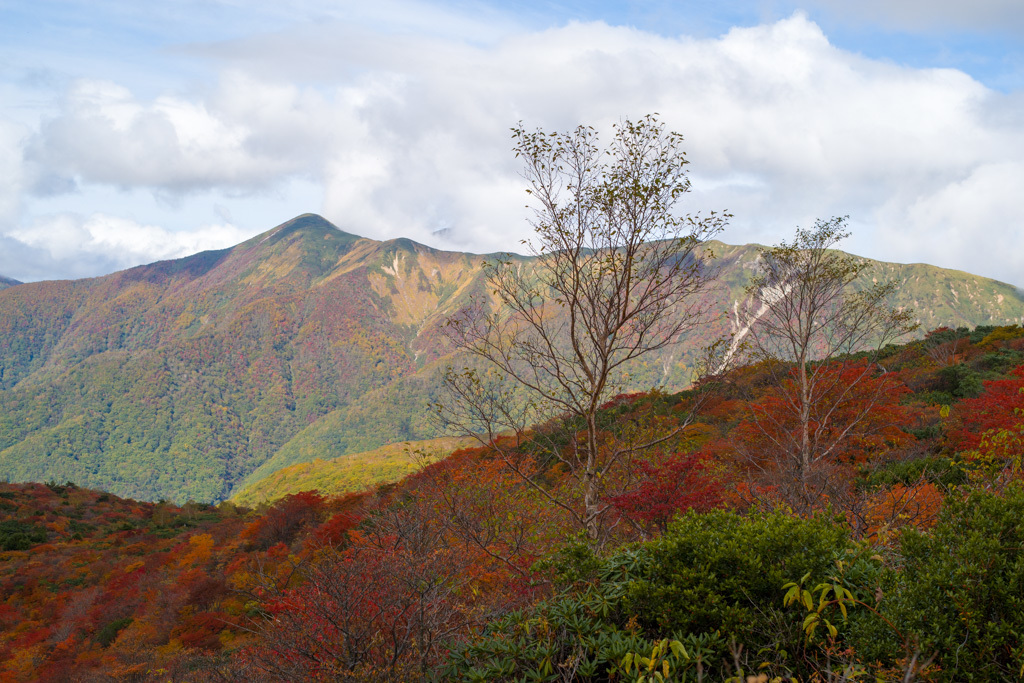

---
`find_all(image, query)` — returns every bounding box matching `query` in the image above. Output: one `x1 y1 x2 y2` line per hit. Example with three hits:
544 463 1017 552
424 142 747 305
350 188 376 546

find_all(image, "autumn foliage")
5 327 1024 681
948 365 1024 450
609 451 724 534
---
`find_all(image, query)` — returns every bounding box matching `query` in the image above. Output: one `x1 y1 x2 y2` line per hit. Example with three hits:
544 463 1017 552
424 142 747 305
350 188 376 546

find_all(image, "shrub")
861 455 965 489
95 617 133 648
622 510 855 648
875 485 1024 681
937 364 983 399
0 520 47 550
442 510 869 681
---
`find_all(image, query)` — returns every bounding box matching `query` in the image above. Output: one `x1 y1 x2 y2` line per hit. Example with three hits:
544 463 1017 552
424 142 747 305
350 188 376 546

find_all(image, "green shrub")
441 547 730 682
970 326 1000 344
0 520 47 550
905 389 953 408
861 455 965 489
973 349 1024 374
625 510 845 626
444 492 1024 681
876 485 1024 681
95 617 133 647
925 327 971 347
937 364 984 399
442 510 870 681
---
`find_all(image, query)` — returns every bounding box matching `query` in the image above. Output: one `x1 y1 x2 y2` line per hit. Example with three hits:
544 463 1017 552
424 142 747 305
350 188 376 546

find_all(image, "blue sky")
2 0 1023 285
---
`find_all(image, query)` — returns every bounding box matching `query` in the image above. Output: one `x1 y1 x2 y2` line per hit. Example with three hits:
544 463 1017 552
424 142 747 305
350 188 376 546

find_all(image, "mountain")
0 275 20 290
0 215 486 502
1 214 1022 503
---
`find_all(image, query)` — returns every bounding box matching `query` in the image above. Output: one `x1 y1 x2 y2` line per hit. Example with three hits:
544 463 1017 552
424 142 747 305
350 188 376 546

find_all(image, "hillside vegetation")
1 214 1023 503
230 435 478 506
4 327 1024 680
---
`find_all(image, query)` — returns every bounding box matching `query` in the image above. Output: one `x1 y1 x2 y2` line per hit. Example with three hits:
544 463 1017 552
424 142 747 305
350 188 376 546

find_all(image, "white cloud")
0 120 28 225
1 213 249 280
878 162 1024 279
6 11 1024 285
27 76 326 192
304 14 1023 280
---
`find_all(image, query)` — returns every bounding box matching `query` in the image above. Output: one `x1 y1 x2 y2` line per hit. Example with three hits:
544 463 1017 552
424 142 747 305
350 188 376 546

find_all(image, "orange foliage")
861 481 945 543
734 361 913 472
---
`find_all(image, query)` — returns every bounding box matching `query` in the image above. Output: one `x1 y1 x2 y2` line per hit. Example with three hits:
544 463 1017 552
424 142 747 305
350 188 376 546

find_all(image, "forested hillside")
0 275 19 290
4 327 1024 680
2 214 1023 503
0 215 484 502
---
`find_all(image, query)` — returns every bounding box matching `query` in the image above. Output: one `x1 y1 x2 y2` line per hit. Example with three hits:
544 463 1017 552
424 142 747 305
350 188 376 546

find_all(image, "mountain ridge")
1 214 1022 503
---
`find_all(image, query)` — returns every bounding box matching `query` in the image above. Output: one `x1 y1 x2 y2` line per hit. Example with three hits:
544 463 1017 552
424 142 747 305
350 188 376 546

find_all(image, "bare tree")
729 216 918 508
439 116 728 543
923 326 969 367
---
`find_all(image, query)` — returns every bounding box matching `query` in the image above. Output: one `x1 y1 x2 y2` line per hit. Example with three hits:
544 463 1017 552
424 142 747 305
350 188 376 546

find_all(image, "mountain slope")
0 215 491 502
0 275 19 290
1 215 1022 503
230 435 478 506
708 241 1024 328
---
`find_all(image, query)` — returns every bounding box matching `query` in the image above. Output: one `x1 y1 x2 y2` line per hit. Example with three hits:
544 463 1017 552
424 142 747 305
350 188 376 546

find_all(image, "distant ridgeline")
1 214 1022 503
0 275 20 290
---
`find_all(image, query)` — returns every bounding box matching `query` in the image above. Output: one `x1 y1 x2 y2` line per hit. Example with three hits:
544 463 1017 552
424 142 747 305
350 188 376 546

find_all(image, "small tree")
730 217 917 508
439 116 728 543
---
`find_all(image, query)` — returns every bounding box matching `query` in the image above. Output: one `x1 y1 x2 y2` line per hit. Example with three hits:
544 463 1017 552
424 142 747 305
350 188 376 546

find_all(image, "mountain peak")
249 214 360 246
279 213 345 233
0 275 21 290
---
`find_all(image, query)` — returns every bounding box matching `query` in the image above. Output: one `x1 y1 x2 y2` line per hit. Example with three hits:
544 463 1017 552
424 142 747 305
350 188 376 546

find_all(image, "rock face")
2 214 1022 503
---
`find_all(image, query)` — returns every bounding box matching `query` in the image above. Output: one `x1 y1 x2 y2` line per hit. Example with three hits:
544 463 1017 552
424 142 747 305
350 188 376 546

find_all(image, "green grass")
230 435 479 506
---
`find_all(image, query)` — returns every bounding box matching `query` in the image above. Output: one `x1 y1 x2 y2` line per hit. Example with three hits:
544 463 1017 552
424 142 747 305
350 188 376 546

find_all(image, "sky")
1 0 1023 285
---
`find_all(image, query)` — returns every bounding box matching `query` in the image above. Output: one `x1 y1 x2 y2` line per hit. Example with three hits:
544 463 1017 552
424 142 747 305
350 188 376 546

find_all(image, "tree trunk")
799 357 812 496
584 412 601 543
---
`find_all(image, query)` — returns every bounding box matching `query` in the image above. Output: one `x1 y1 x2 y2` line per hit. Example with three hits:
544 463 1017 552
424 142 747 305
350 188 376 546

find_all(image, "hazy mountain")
0 275 20 290
1 214 1022 503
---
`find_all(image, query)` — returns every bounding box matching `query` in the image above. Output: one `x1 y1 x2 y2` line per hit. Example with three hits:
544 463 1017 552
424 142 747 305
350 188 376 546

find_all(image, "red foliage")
306 491 368 547
235 504 475 680
0 483 252 680
241 490 326 549
182 572 228 609
610 451 724 533
175 611 229 651
309 510 362 547
949 365 1024 451
861 481 944 542
599 392 645 410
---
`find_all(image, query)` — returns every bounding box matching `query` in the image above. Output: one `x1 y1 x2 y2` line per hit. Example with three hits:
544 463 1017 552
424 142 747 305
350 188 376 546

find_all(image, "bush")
622 510 857 652
974 349 1024 374
875 485 1024 681
0 520 47 550
442 510 869 681
445 493 1024 681
95 617 133 648
937 364 984 399
441 547 731 682
861 455 965 489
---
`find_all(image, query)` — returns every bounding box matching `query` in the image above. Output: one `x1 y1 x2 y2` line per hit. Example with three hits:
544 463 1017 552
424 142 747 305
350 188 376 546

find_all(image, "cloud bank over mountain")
2 4 1023 284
